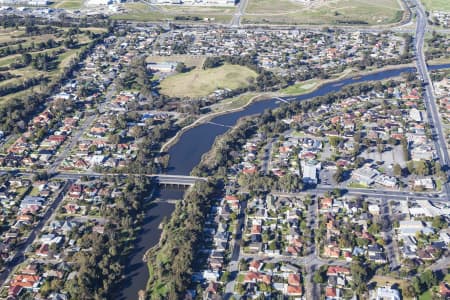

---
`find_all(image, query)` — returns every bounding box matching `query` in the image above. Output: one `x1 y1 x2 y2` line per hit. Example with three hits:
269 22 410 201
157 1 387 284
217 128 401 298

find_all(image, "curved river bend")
122 63 450 299
167 64 450 175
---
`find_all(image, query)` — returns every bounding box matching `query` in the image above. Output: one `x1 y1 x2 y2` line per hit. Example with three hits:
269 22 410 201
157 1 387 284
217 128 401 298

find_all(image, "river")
121 63 450 299
167 64 450 175
118 187 184 300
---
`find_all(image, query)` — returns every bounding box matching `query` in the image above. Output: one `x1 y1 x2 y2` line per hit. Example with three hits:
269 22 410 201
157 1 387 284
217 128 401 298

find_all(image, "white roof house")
374 287 401 300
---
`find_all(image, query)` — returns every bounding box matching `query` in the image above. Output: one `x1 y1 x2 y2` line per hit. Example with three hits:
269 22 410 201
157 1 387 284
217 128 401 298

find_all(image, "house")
375 286 401 300
411 145 436 161
10 274 41 290
352 165 379 186
248 260 263 272
368 204 380 215
326 286 338 299
326 266 351 277
399 220 434 239
409 108 422 122
323 244 340 258
301 160 321 185
20 196 44 209
439 282 450 298
413 178 435 190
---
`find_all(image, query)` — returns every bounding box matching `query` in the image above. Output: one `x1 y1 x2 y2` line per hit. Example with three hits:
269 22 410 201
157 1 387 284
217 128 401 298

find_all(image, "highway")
413 0 450 200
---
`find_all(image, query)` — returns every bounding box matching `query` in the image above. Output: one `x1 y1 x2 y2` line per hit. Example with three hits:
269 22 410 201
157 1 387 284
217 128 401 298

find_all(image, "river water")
119 187 184 300
122 63 450 299
167 64 450 175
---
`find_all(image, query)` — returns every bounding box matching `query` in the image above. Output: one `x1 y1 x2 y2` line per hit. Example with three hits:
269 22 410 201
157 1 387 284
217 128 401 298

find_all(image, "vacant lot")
112 3 234 24
159 64 257 98
422 0 450 11
243 0 403 25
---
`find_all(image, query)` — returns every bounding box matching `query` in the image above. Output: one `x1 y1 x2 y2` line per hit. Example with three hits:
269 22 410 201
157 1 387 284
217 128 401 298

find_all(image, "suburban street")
0 180 72 285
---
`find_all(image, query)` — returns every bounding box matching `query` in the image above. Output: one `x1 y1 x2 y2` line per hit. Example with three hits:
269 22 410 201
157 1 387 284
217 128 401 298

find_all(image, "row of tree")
146 180 218 299
63 176 155 299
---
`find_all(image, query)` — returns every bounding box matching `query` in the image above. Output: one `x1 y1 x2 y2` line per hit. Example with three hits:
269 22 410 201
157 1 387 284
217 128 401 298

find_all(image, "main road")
413 0 450 199
230 0 248 27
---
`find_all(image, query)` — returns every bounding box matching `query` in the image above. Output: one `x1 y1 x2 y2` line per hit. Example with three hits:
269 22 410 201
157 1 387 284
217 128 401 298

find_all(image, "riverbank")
160 92 274 153
119 187 183 300
161 63 415 154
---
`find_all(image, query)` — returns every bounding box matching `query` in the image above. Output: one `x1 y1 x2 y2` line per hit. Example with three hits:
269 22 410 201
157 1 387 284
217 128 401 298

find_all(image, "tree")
351 257 368 295
432 215 447 229
433 161 443 177
406 161 415 175
175 62 187 73
329 136 343 148
333 167 344 183
220 271 230 282
313 265 327 283
415 160 429 176
393 164 402 177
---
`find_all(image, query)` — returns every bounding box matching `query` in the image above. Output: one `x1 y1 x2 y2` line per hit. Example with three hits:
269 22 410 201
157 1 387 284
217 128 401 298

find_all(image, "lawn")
159 64 258 98
210 92 259 112
422 0 450 12
112 2 234 24
243 0 403 25
51 0 83 9
280 79 319 95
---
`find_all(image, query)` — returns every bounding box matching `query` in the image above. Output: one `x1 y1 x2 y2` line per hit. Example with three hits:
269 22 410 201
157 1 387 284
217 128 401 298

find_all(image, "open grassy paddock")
159 64 258 98
243 0 403 25
111 2 234 23
422 0 450 12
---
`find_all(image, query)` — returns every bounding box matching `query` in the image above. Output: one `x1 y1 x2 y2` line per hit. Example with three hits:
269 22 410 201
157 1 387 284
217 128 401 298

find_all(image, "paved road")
224 200 247 298
0 180 72 285
413 0 450 199
260 137 275 175
305 198 320 300
272 187 447 203
50 114 96 172
380 199 400 270
50 83 114 173
427 255 450 272
230 0 248 27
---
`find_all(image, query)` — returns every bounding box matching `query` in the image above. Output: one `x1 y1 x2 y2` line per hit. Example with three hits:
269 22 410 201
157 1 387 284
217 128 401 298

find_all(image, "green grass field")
280 79 319 95
111 3 234 23
422 0 450 11
51 0 83 9
243 0 403 25
159 64 258 98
